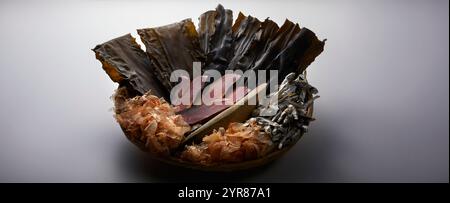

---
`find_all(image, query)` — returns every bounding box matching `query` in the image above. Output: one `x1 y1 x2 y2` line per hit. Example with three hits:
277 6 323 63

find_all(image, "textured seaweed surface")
93 4 325 97
92 34 168 98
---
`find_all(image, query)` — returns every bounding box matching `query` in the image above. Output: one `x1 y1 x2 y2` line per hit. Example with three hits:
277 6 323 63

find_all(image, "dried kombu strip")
181 10 325 124
268 28 326 84
198 10 216 53
225 14 298 94
225 14 312 91
251 19 301 74
227 13 262 71
137 19 205 90
250 18 279 67
235 18 325 86
92 34 168 98
198 4 234 74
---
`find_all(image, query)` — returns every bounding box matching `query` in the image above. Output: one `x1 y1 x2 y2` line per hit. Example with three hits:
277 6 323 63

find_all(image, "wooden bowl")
95 4 324 172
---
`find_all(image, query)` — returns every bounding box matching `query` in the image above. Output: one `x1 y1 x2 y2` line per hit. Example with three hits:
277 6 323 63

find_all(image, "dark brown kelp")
92 34 168 98
198 4 234 74
250 20 301 79
245 18 279 69
137 19 205 90
93 4 324 99
227 13 262 71
268 28 326 84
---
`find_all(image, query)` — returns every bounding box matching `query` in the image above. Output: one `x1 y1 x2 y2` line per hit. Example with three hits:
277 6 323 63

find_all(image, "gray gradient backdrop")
0 0 448 182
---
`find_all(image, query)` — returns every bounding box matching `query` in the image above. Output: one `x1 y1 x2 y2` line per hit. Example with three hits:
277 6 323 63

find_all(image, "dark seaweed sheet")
202 11 326 89
227 13 262 71
92 34 168 98
93 4 325 112
250 20 301 75
137 19 205 90
268 28 326 84
197 4 234 75
229 16 325 87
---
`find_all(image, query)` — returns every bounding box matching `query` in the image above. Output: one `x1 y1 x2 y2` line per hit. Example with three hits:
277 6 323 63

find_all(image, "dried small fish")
252 72 318 148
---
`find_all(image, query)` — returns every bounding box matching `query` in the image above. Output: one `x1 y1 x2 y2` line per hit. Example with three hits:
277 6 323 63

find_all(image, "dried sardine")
253 72 318 148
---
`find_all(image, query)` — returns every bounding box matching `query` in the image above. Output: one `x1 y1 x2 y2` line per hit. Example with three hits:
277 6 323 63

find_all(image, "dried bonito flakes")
181 120 273 165
114 88 190 156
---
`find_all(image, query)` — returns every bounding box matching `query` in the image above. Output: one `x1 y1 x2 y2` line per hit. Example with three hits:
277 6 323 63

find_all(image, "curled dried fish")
252 72 318 148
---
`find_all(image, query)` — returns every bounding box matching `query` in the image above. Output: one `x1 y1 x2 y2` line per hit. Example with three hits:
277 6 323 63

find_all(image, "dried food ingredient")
92 34 168 98
198 4 234 74
181 119 273 165
114 88 191 156
137 19 205 90
252 72 319 149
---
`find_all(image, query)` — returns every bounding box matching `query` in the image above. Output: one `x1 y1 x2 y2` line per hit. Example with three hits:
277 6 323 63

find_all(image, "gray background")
0 0 448 182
